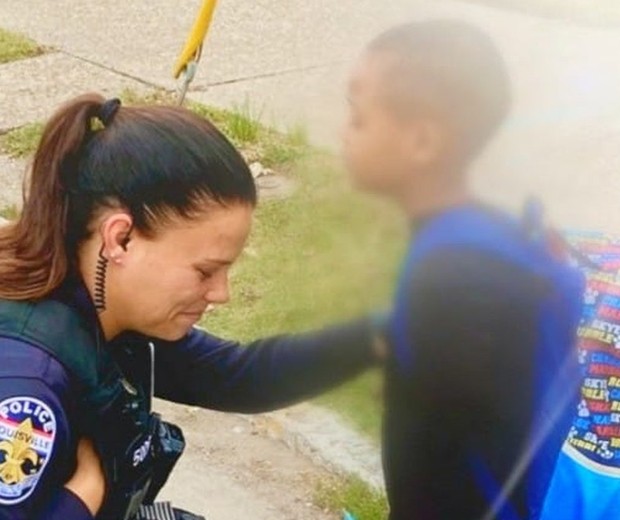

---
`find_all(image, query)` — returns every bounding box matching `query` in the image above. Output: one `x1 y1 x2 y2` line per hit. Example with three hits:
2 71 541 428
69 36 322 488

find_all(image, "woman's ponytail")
0 93 105 300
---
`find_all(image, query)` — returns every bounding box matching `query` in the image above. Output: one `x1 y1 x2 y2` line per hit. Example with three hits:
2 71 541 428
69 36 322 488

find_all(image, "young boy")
342 21 584 519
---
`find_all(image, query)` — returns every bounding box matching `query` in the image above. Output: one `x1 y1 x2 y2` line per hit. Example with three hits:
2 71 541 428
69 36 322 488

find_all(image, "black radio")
143 415 185 504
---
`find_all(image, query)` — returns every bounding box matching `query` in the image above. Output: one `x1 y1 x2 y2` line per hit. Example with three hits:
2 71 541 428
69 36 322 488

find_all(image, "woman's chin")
149 323 194 342
140 313 203 341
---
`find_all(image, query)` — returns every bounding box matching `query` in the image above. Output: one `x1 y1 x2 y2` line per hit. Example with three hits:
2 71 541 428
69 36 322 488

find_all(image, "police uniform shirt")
0 280 377 519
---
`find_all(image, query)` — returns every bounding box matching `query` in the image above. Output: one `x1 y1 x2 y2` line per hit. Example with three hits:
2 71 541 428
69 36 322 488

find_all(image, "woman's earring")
94 244 109 313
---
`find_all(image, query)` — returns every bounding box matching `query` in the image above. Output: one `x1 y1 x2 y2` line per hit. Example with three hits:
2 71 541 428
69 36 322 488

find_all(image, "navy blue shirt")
383 205 583 520
0 284 376 518
384 249 549 519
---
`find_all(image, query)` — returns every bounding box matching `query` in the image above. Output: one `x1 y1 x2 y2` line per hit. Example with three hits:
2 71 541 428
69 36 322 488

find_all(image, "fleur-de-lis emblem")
0 418 40 485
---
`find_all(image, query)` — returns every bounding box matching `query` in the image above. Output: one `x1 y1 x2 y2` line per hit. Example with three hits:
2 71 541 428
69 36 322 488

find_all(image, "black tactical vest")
0 298 169 520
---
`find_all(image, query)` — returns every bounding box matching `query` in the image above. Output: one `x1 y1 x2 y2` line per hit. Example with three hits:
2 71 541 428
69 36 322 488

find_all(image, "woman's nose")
204 278 230 305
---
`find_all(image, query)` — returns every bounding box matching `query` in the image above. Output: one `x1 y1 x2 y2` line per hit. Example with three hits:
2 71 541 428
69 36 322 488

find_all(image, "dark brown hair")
368 20 511 159
0 93 256 300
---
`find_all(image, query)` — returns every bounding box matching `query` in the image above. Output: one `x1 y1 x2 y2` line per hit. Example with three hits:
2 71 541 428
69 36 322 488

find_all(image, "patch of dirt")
153 399 339 520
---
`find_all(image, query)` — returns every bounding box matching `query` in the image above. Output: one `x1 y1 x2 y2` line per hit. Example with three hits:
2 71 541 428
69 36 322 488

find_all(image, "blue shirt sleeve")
0 338 91 520
153 318 378 412
32 489 93 520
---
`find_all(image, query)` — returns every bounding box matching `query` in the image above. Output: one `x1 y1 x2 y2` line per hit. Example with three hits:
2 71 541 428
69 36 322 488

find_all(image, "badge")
0 397 57 505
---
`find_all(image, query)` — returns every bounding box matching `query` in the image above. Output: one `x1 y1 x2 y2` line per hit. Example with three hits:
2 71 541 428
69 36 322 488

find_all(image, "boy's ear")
407 119 445 166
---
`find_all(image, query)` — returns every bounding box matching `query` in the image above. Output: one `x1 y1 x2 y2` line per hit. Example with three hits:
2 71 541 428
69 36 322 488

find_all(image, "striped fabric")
136 501 176 520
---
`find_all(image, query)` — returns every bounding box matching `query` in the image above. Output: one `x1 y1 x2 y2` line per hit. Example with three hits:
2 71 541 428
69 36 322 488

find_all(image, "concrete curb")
238 403 384 492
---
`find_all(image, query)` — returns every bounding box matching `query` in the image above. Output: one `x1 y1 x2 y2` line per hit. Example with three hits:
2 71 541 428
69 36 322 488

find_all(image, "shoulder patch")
0 397 57 505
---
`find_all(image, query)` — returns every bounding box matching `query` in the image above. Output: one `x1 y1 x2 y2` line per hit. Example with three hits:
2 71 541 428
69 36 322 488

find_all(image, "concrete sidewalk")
152 400 378 520
0 52 148 130
2 0 620 233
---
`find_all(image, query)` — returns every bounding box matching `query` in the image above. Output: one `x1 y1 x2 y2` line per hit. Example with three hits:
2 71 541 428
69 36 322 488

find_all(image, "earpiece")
94 244 109 313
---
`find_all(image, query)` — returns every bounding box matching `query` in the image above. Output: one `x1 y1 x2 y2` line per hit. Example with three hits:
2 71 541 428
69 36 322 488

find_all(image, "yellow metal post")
174 0 219 104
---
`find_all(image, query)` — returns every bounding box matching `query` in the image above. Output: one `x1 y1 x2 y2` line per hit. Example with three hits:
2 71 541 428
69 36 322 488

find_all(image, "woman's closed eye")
196 268 215 281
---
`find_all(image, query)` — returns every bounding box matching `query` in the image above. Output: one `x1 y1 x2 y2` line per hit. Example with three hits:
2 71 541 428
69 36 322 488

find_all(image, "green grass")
121 89 267 148
204 152 404 438
119 89 236 134
226 98 263 144
468 0 620 26
0 122 44 158
0 28 43 64
318 370 383 439
1 90 306 165
1 89 405 441
315 475 389 520
261 126 308 167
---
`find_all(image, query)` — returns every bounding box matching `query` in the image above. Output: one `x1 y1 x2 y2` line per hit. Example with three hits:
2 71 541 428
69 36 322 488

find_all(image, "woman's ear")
99 212 133 263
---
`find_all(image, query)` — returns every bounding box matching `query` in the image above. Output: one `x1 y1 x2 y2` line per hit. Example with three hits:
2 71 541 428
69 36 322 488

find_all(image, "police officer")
0 95 381 519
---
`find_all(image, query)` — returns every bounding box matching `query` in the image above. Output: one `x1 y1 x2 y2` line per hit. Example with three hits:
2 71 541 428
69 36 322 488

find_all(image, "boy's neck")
400 172 471 222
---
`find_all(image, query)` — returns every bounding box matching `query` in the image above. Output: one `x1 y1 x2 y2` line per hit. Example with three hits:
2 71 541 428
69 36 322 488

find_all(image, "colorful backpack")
539 231 620 520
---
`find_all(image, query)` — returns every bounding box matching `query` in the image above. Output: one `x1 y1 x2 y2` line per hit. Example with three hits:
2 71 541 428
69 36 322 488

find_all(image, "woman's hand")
64 438 106 516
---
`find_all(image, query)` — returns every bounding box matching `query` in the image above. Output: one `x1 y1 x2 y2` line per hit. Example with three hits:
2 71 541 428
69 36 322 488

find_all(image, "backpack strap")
390 204 556 373
389 204 584 520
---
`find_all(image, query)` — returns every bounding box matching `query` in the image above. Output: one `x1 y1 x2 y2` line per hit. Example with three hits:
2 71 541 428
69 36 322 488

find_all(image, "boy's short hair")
368 20 511 158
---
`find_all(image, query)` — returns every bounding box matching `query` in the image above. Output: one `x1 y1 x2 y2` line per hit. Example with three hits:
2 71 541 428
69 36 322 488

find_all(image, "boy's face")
342 52 446 197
